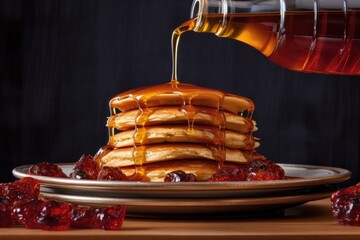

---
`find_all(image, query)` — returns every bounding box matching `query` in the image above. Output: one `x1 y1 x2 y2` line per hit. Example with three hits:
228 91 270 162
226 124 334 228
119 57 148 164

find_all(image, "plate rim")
12 163 351 191
40 189 333 207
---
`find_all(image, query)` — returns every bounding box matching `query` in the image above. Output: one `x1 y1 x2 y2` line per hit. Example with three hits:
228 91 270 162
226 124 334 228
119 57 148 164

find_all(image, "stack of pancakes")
95 81 263 182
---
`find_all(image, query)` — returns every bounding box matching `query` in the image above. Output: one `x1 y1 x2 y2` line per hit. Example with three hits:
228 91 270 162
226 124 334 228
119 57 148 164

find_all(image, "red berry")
164 170 197 182
246 158 285 181
38 200 73 231
208 173 233 182
71 206 100 229
164 170 187 182
27 162 67 178
0 183 11 207
331 185 360 226
3 177 40 206
186 173 197 182
97 167 127 181
70 154 99 180
96 206 126 230
1 174 130 231
208 165 247 182
12 198 45 228
0 202 12 227
0 183 8 195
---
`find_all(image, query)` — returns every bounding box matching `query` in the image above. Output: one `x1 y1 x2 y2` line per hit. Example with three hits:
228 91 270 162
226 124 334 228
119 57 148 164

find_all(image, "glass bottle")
188 0 360 75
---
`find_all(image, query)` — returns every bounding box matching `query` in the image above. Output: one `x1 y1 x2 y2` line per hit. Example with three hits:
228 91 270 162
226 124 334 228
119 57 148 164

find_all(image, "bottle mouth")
190 0 228 33
190 0 203 31
191 0 201 18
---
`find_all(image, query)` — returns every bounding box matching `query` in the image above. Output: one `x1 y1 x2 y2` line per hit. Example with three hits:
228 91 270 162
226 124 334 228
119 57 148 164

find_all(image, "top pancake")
109 82 255 115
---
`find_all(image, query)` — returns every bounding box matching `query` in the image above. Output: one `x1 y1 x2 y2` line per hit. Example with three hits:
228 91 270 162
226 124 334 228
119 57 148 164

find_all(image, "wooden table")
1 198 360 240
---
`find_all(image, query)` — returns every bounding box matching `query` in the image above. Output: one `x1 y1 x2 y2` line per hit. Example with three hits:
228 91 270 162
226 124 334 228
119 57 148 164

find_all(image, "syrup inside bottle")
189 11 360 75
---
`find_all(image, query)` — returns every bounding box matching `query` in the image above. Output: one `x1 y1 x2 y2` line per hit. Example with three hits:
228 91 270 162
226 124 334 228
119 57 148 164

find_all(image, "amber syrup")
176 11 360 75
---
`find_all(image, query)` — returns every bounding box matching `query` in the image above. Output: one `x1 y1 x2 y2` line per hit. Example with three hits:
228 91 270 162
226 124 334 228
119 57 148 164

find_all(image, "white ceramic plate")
12 163 351 198
40 188 334 218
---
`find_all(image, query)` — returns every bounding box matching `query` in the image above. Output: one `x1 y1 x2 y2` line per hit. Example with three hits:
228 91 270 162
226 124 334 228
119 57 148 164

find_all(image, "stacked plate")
13 163 351 218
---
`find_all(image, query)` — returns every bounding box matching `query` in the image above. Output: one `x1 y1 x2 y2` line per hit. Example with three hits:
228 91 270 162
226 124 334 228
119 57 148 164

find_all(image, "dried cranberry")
38 200 72 231
70 154 99 180
0 183 11 207
331 185 360 226
0 202 12 227
164 170 197 182
12 198 45 228
1 177 128 231
164 170 186 182
208 165 247 182
208 173 232 182
97 167 127 181
246 158 285 181
0 197 10 208
96 206 126 230
186 173 197 182
71 206 100 229
0 183 8 196
27 162 67 178
3 177 40 206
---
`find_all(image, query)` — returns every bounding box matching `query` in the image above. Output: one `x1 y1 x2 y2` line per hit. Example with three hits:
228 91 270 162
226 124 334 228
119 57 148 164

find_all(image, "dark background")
1 0 359 184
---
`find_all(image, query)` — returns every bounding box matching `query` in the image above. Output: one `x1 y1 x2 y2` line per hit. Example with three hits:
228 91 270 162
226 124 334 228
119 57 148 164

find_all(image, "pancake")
109 125 259 150
94 81 267 182
107 106 257 133
109 82 255 114
98 143 261 167
120 159 221 182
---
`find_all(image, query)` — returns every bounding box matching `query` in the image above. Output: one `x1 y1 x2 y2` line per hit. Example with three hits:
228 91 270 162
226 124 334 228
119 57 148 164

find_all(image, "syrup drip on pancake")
103 80 256 180
111 82 227 165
